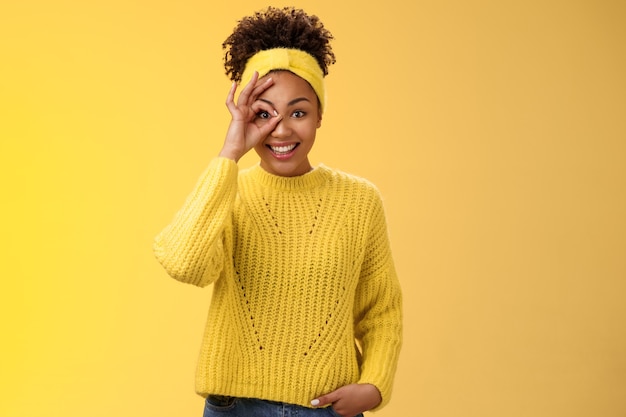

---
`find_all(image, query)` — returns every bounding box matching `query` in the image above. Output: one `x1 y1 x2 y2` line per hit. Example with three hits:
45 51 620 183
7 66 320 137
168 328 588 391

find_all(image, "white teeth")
270 144 297 154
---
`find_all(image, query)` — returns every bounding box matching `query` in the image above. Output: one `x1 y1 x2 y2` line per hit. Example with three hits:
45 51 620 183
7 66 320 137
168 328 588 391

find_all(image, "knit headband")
240 48 326 112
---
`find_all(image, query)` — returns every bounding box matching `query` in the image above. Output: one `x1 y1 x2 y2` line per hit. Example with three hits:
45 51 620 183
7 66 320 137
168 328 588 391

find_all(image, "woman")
154 7 402 417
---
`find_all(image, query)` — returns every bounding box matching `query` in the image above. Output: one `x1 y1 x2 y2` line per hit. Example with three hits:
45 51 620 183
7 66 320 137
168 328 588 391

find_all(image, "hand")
219 71 282 162
311 383 382 417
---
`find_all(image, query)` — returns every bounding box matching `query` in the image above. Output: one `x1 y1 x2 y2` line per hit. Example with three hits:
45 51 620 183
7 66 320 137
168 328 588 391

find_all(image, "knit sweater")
153 157 402 409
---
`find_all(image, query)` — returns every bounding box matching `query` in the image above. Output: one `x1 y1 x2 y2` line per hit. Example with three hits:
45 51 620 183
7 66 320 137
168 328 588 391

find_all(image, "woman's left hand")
311 383 382 417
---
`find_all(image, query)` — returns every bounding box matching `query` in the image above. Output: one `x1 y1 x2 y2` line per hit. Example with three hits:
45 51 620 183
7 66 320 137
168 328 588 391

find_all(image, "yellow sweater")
154 157 402 409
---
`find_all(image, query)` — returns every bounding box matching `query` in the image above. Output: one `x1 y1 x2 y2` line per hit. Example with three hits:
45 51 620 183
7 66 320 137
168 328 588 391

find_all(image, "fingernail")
311 399 320 406
273 110 279 116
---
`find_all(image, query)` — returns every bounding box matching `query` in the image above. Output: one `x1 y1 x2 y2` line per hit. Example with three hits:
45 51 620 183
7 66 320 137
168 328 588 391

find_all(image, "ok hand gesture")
219 71 282 162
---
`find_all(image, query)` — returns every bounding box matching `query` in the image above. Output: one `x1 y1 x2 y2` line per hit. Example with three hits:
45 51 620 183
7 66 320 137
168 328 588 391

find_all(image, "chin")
262 161 310 177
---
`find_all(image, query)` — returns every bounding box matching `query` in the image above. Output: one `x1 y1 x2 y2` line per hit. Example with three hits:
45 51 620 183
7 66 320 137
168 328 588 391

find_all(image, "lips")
267 143 299 156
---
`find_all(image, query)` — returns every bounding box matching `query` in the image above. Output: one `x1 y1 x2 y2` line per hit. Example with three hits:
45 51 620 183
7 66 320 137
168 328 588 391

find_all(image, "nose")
270 116 291 138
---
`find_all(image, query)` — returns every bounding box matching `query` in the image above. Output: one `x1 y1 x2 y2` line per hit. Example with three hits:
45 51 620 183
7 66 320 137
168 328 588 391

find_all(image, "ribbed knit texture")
154 157 402 410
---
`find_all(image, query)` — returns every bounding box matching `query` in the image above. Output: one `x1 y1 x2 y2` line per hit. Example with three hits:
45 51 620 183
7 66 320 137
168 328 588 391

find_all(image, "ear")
317 112 323 128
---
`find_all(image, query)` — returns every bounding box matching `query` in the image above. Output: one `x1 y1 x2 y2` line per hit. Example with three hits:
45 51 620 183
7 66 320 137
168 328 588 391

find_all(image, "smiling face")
253 70 322 177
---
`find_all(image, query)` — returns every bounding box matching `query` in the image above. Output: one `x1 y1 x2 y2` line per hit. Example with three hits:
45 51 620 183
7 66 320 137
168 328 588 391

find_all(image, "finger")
249 76 275 100
257 115 282 137
225 81 238 112
250 113 282 142
241 75 274 108
250 101 278 118
311 390 341 407
236 71 260 105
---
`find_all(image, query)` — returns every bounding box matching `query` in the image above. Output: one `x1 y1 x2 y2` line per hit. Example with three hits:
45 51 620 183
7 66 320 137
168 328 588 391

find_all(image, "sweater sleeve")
153 157 238 287
353 190 403 410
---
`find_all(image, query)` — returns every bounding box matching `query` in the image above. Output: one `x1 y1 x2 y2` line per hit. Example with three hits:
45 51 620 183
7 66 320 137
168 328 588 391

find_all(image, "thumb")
258 114 282 136
311 388 341 407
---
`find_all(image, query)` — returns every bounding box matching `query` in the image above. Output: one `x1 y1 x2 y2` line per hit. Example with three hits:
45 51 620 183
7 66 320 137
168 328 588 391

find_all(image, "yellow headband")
240 48 326 112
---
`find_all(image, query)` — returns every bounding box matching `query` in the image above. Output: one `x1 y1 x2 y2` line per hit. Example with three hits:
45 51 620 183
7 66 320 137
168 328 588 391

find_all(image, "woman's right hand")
219 71 282 162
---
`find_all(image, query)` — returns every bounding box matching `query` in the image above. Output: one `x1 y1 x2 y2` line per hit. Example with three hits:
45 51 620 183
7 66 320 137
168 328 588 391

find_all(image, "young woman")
154 7 403 417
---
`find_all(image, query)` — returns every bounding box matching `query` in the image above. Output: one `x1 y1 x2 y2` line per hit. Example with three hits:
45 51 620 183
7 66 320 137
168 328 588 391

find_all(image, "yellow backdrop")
1 1 625 416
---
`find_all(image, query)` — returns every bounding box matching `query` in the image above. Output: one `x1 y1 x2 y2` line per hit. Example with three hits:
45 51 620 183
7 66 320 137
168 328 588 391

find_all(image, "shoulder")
322 165 383 201
320 166 388 221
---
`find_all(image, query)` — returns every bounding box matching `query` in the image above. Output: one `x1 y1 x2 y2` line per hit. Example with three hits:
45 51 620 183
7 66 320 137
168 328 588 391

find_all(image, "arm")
312 191 403 415
153 72 282 286
153 157 238 287
353 191 403 409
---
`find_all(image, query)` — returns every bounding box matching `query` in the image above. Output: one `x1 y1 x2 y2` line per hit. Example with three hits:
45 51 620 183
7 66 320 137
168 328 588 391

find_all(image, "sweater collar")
245 163 330 191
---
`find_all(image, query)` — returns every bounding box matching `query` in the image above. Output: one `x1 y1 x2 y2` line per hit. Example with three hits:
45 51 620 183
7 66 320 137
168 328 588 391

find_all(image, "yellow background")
1 1 625 416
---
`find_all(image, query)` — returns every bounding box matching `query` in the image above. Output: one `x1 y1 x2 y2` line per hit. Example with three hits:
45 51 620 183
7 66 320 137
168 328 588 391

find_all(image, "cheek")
302 120 320 138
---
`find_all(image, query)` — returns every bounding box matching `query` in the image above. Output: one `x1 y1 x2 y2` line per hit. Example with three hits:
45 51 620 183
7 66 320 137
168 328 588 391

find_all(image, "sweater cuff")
357 342 402 410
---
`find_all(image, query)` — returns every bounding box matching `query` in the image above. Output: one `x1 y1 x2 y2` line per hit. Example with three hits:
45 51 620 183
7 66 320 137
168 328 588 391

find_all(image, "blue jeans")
202 396 364 417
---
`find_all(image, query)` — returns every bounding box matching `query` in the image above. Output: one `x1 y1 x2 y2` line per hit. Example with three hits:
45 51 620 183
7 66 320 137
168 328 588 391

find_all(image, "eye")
292 110 306 118
256 110 271 120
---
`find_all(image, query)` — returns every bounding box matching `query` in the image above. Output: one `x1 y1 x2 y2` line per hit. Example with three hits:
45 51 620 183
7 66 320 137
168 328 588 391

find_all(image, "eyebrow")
258 97 311 107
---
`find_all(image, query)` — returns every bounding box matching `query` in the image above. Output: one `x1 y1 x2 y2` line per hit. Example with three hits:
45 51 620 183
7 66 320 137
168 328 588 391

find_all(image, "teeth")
270 144 297 154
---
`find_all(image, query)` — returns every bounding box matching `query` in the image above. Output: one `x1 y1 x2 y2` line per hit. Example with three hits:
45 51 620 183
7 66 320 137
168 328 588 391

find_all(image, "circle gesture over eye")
220 71 281 162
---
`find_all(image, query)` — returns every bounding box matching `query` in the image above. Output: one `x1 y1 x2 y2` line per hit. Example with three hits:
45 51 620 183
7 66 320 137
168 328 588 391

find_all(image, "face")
253 70 322 177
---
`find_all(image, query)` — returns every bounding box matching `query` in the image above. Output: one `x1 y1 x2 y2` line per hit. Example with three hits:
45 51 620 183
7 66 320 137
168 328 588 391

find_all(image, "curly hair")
222 6 336 83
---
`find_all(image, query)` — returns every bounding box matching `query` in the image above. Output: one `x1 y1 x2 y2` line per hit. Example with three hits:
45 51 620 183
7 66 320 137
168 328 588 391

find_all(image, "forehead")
259 70 318 102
